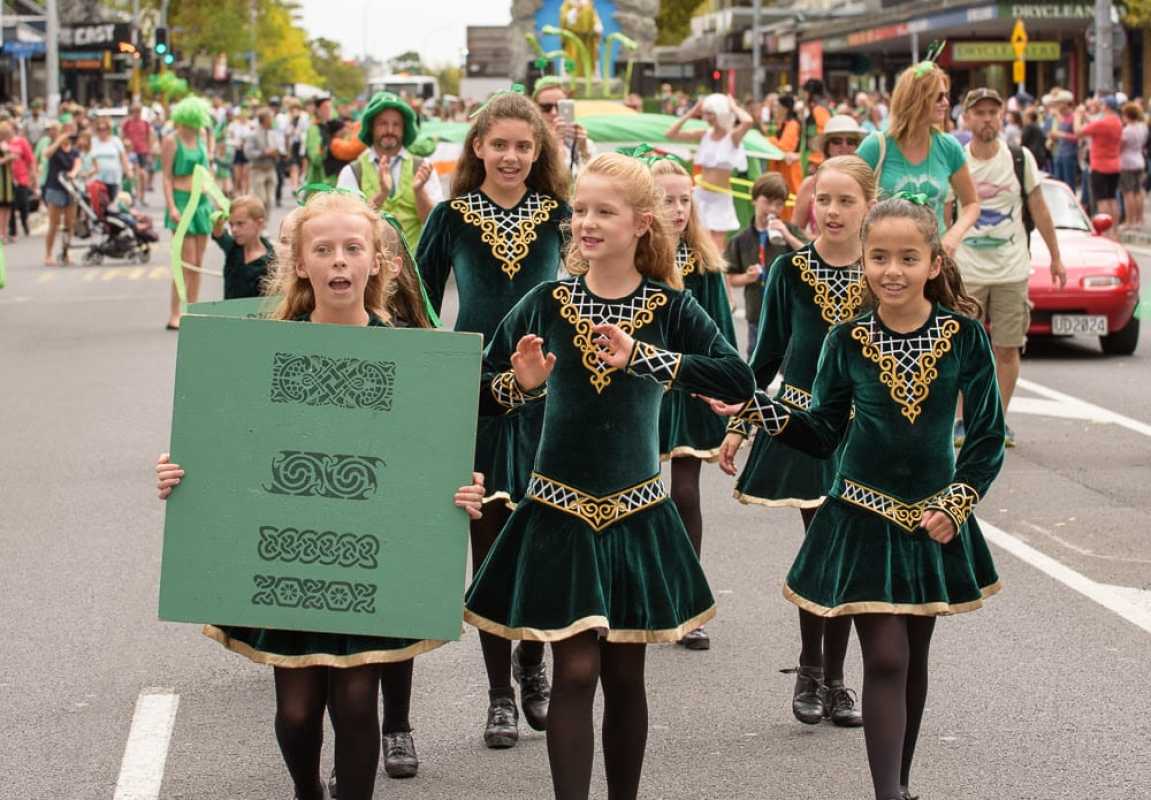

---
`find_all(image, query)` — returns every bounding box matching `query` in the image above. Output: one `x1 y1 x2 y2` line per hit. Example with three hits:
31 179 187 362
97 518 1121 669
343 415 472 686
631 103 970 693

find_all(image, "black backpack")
1008 143 1035 247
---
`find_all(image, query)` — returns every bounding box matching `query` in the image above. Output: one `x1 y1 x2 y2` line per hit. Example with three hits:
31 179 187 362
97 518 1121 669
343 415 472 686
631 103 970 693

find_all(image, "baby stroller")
79 180 157 266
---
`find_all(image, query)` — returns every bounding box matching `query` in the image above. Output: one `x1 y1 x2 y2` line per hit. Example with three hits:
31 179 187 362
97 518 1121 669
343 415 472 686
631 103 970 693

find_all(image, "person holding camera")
41 122 81 266
533 77 595 172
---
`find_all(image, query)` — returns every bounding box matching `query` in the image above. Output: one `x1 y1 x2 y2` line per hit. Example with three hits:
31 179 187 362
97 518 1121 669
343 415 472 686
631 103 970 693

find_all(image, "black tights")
853 614 937 800
274 665 381 800
379 659 413 734
548 631 648 800
669 457 703 557
471 504 543 691
797 507 852 683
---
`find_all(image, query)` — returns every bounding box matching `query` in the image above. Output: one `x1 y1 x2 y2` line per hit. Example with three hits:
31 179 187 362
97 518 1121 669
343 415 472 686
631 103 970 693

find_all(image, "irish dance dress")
731 244 865 508
659 242 738 461
204 315 445 667
464 276 755 641
742 304 1005 616
417 190 569 506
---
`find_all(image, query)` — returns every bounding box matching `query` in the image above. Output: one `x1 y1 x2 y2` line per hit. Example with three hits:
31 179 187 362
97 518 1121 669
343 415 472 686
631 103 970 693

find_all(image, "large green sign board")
186 297 279 318
159 315 482 640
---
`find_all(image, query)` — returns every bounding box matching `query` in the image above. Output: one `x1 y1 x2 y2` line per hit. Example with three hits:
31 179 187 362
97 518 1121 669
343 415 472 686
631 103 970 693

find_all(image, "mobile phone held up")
557 99 576 127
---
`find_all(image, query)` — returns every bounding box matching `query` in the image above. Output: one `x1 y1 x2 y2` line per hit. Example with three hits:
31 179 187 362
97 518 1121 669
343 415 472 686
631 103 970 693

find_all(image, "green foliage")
429 65 461 97
310 38 367 100
388 50 425 73
656 0 703 46
1121 0 1151 27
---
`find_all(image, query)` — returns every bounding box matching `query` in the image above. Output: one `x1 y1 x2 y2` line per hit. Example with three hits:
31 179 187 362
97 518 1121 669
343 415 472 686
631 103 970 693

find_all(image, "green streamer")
169 165 231 305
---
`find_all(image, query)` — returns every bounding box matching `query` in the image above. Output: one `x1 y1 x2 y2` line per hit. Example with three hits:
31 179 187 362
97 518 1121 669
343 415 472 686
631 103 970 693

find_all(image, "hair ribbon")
468 84 527 119
294 182 366 204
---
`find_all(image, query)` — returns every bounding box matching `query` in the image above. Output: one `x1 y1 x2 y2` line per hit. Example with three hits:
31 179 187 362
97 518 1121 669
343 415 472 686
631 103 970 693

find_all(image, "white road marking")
981 520 1151 635
1011 377 1151 438
112 689 179 800
149 267 168 280
1022 521 1151 565
36 272 55 283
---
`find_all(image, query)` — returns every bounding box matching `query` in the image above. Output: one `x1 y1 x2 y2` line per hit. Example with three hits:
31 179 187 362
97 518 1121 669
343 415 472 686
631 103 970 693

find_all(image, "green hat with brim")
358 91 419 149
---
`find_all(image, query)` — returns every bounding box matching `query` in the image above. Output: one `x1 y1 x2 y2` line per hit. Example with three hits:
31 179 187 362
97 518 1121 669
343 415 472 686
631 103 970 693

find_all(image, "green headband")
913 40 947 77
469 84 527 119
294 182 365 204
616 143 692 172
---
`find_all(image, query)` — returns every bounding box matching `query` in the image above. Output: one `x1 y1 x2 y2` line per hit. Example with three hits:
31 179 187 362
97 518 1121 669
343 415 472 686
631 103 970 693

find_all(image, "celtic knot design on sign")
251 575 377 613
257 526 380 569
271 352 396 412
263 451 385 500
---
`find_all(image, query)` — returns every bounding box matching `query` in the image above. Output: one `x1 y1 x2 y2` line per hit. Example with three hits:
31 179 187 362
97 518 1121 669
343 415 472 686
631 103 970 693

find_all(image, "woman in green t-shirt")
856 63 978 256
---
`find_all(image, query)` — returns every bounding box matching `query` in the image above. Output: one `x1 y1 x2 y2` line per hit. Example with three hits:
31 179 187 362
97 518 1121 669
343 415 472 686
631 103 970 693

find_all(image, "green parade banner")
170 165 231 305
159 315 482 640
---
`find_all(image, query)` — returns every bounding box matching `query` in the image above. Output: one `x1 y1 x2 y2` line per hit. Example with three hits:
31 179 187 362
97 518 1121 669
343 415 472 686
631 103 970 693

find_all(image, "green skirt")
203 624 445 668
464 497 716 643
784 498 1002 617
165 188 214 235
659 389 726 461
734 429 837 509
476 402 544 508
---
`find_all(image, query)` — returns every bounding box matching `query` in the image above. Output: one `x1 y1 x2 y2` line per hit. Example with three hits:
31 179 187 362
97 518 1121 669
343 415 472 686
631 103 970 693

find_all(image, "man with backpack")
336 91 441 246
955 88 1067 448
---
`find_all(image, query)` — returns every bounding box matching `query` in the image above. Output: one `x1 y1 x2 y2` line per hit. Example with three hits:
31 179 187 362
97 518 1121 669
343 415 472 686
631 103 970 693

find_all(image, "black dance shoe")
383 731 419 778
512 643 550 731
680 626 711 650
484 690 519 748
901 790 920 800
822 681 863 727
788 665 825 724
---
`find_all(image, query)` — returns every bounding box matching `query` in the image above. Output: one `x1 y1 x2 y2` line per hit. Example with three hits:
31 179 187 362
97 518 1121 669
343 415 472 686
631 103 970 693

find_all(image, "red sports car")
1028 179 1141 355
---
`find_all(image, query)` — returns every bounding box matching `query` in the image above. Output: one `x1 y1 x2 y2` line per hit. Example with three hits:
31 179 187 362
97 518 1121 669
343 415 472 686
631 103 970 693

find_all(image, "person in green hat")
336 91 441 247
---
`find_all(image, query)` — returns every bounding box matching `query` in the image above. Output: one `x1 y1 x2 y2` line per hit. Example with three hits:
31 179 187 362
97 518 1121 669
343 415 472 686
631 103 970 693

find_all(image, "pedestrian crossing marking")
150 267 168 280
101 270 119 281
36 272 56 283
83 270 98 282
128 267 146 280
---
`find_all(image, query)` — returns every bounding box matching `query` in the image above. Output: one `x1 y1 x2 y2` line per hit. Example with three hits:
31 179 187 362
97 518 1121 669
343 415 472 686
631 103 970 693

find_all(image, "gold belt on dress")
837 479 978 533
526 472 667 532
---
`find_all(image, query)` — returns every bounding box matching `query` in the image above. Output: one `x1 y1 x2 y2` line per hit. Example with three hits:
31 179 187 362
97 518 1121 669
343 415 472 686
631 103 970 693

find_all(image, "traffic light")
712 69 721 81
164 51 175 66
154 27 168 56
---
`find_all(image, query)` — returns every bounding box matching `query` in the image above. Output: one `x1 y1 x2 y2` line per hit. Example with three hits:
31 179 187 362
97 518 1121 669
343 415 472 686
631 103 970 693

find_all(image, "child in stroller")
80 179 158 265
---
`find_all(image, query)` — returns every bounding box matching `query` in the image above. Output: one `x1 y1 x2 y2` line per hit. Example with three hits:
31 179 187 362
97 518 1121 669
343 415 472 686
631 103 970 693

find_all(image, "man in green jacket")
304 95 340 187
335 92 441 246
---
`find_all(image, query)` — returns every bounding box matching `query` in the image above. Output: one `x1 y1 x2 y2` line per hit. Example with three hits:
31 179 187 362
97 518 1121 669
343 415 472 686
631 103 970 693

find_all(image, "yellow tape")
169 165 231 304
694 176 753 201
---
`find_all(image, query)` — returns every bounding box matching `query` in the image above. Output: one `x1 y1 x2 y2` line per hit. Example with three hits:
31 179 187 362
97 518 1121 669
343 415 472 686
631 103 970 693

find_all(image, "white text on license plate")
1052 315 1108 335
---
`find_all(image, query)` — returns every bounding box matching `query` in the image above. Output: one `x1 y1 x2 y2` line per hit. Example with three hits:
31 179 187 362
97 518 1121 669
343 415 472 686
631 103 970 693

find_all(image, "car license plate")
1051 315 1108 336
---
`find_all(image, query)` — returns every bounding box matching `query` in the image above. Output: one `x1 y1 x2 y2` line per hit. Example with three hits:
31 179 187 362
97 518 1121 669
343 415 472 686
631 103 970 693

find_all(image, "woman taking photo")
856 61 979 254
666 94 754 249
42 122 80 266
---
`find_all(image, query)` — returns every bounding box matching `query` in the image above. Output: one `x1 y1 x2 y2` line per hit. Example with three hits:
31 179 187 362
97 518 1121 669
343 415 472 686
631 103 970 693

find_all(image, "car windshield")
1042 181 1091 231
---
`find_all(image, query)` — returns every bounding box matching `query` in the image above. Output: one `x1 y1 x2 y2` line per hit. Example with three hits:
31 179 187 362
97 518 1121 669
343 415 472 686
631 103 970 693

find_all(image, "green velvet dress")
464 277 755 642
417 190 570 507
742 305 1005 616
732 244 865 508
204 316 446 667
659 241 738 461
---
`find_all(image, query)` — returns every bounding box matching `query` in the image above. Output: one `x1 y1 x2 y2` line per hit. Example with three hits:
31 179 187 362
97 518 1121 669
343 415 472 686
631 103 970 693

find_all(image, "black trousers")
9 184 30 237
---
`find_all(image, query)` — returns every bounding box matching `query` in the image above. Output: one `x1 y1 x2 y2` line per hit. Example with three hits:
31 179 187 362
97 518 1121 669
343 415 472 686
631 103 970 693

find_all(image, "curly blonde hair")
564 153 680 289
649 158 725 274
265 192 395 322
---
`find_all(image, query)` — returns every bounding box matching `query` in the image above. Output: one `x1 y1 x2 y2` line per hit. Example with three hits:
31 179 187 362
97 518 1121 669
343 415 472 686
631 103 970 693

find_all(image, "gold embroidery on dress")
793 249 865 326
851 314 962 423
675 241 698 278
839 479 980 532
779 383 812 410
552 279 668 393
527 472 667 532
450 192 559 279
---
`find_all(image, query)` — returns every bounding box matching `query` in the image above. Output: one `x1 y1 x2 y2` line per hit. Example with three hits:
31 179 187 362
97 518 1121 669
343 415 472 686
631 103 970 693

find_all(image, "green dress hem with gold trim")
733 244 865 507
658 242 738 461
416 190 569 504
464 277 755 640
743 305 1005 617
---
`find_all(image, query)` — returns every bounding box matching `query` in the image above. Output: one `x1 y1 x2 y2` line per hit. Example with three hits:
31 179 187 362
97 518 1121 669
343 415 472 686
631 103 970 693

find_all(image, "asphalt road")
2 204 1149 800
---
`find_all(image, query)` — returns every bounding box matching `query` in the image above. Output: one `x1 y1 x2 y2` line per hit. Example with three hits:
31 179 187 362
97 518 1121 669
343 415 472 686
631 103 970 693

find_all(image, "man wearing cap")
955 88 1066 448
336 92 441 247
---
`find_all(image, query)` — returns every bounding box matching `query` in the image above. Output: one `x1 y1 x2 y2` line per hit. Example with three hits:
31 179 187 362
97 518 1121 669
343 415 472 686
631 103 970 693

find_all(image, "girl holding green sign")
157 190 486 800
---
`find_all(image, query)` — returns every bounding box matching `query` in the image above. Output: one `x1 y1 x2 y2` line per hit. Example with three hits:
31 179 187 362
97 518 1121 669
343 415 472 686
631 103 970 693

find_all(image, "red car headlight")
1081 275 1123 289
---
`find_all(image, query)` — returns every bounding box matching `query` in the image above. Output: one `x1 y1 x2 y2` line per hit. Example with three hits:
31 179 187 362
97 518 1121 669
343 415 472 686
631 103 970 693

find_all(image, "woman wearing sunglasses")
533 77 595 171
855 58 979 257
90 118 132 203
792 114 868 237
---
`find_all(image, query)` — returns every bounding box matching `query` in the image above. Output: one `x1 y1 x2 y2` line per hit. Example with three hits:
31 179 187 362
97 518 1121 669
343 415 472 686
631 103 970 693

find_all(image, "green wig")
170 96 213 131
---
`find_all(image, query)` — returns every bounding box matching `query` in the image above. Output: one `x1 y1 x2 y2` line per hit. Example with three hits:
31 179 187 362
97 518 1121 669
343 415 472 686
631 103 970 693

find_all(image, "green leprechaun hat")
358 91 419 149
